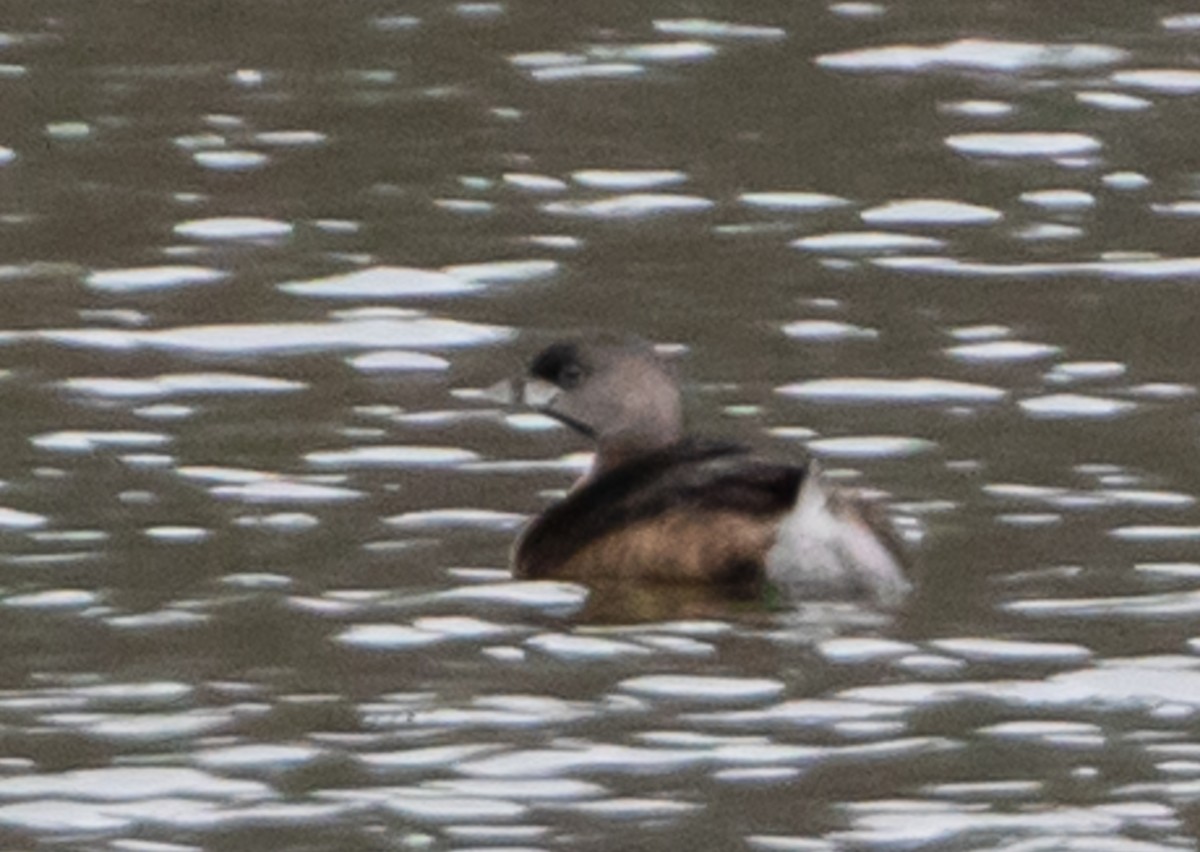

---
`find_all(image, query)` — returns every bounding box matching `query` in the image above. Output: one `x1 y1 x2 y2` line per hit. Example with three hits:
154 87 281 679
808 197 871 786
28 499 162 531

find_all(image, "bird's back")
513 441 804 585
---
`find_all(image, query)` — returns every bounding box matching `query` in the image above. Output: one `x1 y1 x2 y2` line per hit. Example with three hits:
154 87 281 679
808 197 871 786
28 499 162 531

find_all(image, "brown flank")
516 508 778 585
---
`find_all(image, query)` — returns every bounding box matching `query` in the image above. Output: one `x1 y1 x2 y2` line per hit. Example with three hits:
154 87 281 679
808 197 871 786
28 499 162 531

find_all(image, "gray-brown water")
2 3 1200 850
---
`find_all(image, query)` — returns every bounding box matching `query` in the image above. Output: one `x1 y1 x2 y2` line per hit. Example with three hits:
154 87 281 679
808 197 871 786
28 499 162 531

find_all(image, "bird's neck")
591 427 684 478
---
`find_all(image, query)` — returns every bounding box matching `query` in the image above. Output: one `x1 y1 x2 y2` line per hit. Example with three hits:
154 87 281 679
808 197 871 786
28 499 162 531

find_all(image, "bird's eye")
559 364 584 388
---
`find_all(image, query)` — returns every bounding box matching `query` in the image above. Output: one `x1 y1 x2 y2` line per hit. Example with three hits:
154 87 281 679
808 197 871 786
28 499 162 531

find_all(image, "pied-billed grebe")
510 335 912 607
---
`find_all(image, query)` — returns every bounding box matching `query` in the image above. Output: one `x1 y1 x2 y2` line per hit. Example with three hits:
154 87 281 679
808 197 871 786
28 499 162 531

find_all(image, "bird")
508 334 913 607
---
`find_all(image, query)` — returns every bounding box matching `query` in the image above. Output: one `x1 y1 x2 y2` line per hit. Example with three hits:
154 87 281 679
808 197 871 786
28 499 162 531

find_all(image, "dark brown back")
515 441 805 579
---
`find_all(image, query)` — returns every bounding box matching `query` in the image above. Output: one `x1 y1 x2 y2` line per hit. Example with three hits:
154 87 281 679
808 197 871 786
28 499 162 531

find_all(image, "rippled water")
2 3 1200 850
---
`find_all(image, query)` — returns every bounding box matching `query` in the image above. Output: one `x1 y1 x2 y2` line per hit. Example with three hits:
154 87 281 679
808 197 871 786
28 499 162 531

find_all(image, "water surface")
2 2 1200 849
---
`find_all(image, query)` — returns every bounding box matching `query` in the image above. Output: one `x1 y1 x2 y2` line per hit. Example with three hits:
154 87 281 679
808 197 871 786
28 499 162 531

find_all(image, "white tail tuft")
765 460 911 607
